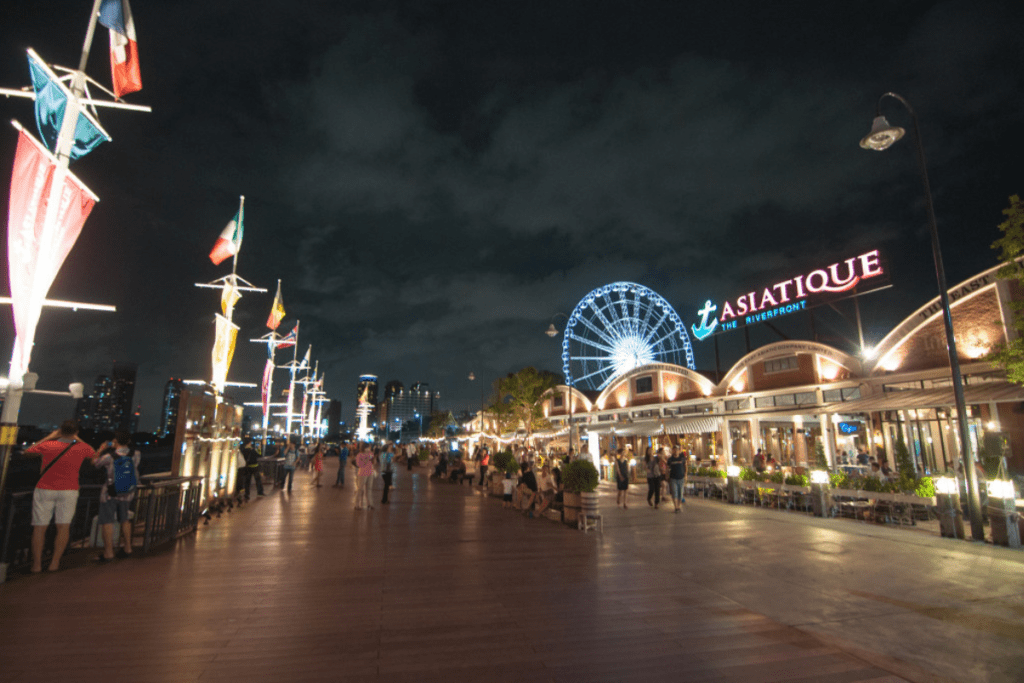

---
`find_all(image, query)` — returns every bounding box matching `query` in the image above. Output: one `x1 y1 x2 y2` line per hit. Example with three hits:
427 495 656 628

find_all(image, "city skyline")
2 1 1022 431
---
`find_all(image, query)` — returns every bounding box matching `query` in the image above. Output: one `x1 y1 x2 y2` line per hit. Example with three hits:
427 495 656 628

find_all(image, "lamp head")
69 382 84 399
468 372 475 381
545 323 559 338
860 115 904 151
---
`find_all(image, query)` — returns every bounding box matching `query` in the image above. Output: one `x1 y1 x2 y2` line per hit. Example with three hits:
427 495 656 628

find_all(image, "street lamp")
860 92 984 541
468 372 485 447
546 315 575 458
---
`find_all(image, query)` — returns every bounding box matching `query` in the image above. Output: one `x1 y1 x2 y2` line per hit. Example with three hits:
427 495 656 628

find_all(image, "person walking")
381 443 395 504
667 446 688 512
334 441 349 487
281 439 298 493
354 443 374 510
94 431 141 561
23 421 98 573
240 437 264 498
645 447 662 509
614 449 630 509
310 443 325 488
478 446 490 486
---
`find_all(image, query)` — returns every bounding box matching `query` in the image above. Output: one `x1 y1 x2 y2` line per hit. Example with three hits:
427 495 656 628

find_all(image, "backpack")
112 453 138 494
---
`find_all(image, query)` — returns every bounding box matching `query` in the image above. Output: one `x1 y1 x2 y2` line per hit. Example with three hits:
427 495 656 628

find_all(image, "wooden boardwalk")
0 465 969 682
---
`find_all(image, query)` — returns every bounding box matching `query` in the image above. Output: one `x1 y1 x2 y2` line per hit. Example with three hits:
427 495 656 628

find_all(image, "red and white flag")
209 210 243 265
98 0 142 98
261 359 274 416
7 125 98 378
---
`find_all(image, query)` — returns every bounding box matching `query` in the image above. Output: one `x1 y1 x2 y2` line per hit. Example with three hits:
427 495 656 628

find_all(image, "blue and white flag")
27 51 110 161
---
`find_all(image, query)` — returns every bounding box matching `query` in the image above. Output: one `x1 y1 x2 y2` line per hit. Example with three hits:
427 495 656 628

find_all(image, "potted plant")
561 459 599 524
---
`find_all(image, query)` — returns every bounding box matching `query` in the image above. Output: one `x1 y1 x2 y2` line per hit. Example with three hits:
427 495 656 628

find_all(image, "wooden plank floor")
0 466 926 682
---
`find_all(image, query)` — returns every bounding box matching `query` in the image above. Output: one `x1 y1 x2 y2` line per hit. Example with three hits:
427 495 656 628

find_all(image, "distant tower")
161 378 185 437
91 375 114 431
355 374 377 441
110 361 137 431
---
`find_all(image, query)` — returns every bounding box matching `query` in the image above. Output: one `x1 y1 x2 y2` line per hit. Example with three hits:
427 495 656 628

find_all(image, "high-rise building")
379 381 437 435
109 362 137 432
160 378 185 437
75 362 138 433
325 399 343 436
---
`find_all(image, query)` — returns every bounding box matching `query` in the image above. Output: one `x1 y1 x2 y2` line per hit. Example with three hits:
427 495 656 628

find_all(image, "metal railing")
0 476 204 578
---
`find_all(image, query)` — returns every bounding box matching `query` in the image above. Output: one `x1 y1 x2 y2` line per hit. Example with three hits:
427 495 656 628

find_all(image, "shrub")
784 473 809 487
768 471 785 484
914 476 936 498
814 442 829 469
491 449 519 475
562 459 599 493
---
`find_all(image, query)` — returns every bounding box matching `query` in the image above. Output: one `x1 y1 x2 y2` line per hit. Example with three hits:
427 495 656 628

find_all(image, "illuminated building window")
764 357 799 374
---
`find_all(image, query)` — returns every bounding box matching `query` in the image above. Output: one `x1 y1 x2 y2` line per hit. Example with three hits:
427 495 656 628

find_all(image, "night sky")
2 0 1022 430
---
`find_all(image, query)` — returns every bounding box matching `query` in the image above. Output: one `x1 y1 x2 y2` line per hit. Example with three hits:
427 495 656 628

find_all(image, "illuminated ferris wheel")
563 282 695 391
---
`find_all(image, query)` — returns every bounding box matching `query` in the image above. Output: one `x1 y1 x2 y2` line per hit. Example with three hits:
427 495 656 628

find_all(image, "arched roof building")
534 265 1024 477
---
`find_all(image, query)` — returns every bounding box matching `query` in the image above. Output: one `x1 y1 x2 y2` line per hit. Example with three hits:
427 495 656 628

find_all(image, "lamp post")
546 314 574 458
468 372 485 448
860 92 984 541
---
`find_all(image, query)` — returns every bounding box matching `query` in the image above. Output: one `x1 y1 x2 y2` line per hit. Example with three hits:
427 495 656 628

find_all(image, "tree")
989 194 1024 383
493 367 558 438
426 410 455 438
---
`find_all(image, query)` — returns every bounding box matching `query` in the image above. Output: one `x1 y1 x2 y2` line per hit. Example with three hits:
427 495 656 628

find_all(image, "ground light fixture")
934 477 958 495
860 92 985 541
810 470 830 485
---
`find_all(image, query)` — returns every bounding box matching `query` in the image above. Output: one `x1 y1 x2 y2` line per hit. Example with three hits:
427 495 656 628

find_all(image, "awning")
664 415 724 435
818 381 1024 414
611 421 664 437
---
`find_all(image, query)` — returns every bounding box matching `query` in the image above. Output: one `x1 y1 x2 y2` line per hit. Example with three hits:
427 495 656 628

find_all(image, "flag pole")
1 0 126 580
231 195 244 279
285 323 299 438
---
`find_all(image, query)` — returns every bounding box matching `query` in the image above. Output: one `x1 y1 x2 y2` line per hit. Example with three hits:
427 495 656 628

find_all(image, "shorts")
32 488 79 526
98 498 132 525
503 493 513 502
669 478 685 501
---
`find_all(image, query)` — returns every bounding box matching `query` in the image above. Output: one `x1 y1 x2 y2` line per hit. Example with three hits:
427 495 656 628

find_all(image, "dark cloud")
2 0 1022 426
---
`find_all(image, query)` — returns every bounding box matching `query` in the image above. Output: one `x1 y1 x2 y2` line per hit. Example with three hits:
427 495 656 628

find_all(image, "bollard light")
935 477 958 495
810 470 829 485
988 479 1016 500
727 465 741 477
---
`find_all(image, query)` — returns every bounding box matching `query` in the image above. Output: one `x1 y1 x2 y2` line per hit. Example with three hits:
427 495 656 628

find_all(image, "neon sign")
692 249 887 341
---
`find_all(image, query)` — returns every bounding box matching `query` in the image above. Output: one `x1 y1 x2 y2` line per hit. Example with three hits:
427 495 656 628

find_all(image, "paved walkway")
1 465 1021 683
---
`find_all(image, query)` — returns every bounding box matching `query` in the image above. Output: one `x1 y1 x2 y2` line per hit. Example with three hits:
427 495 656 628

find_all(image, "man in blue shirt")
381 444 395 504
334 442 350 488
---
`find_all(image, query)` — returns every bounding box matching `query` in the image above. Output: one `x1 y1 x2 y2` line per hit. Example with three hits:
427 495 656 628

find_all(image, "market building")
537 263 1024 478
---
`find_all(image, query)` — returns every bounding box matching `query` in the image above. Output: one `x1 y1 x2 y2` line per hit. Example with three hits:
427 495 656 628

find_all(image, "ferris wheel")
562 282 694 391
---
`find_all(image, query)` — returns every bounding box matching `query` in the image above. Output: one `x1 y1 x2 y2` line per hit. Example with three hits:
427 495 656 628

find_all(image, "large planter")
563 492 582 524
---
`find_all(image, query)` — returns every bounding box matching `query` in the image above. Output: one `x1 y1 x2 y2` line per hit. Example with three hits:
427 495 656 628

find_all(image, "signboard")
690 249 888 340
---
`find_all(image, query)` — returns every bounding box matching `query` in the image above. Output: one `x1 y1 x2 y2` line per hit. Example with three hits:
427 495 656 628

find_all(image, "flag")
220 281 241 317
358 385 369 406
27 50 110 161
266 280 285 330
98 0 142 98
209 210 243 265
277 322 298 348
300 345 311 369
7 124 98 379
211 313 239 394
261 359 274 416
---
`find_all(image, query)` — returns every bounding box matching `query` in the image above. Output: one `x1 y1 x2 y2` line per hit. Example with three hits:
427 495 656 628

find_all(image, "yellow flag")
211 313 239 394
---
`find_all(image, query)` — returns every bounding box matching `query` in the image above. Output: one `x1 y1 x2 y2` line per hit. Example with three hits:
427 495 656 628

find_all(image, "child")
310 443 324 488
502 472 515 508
